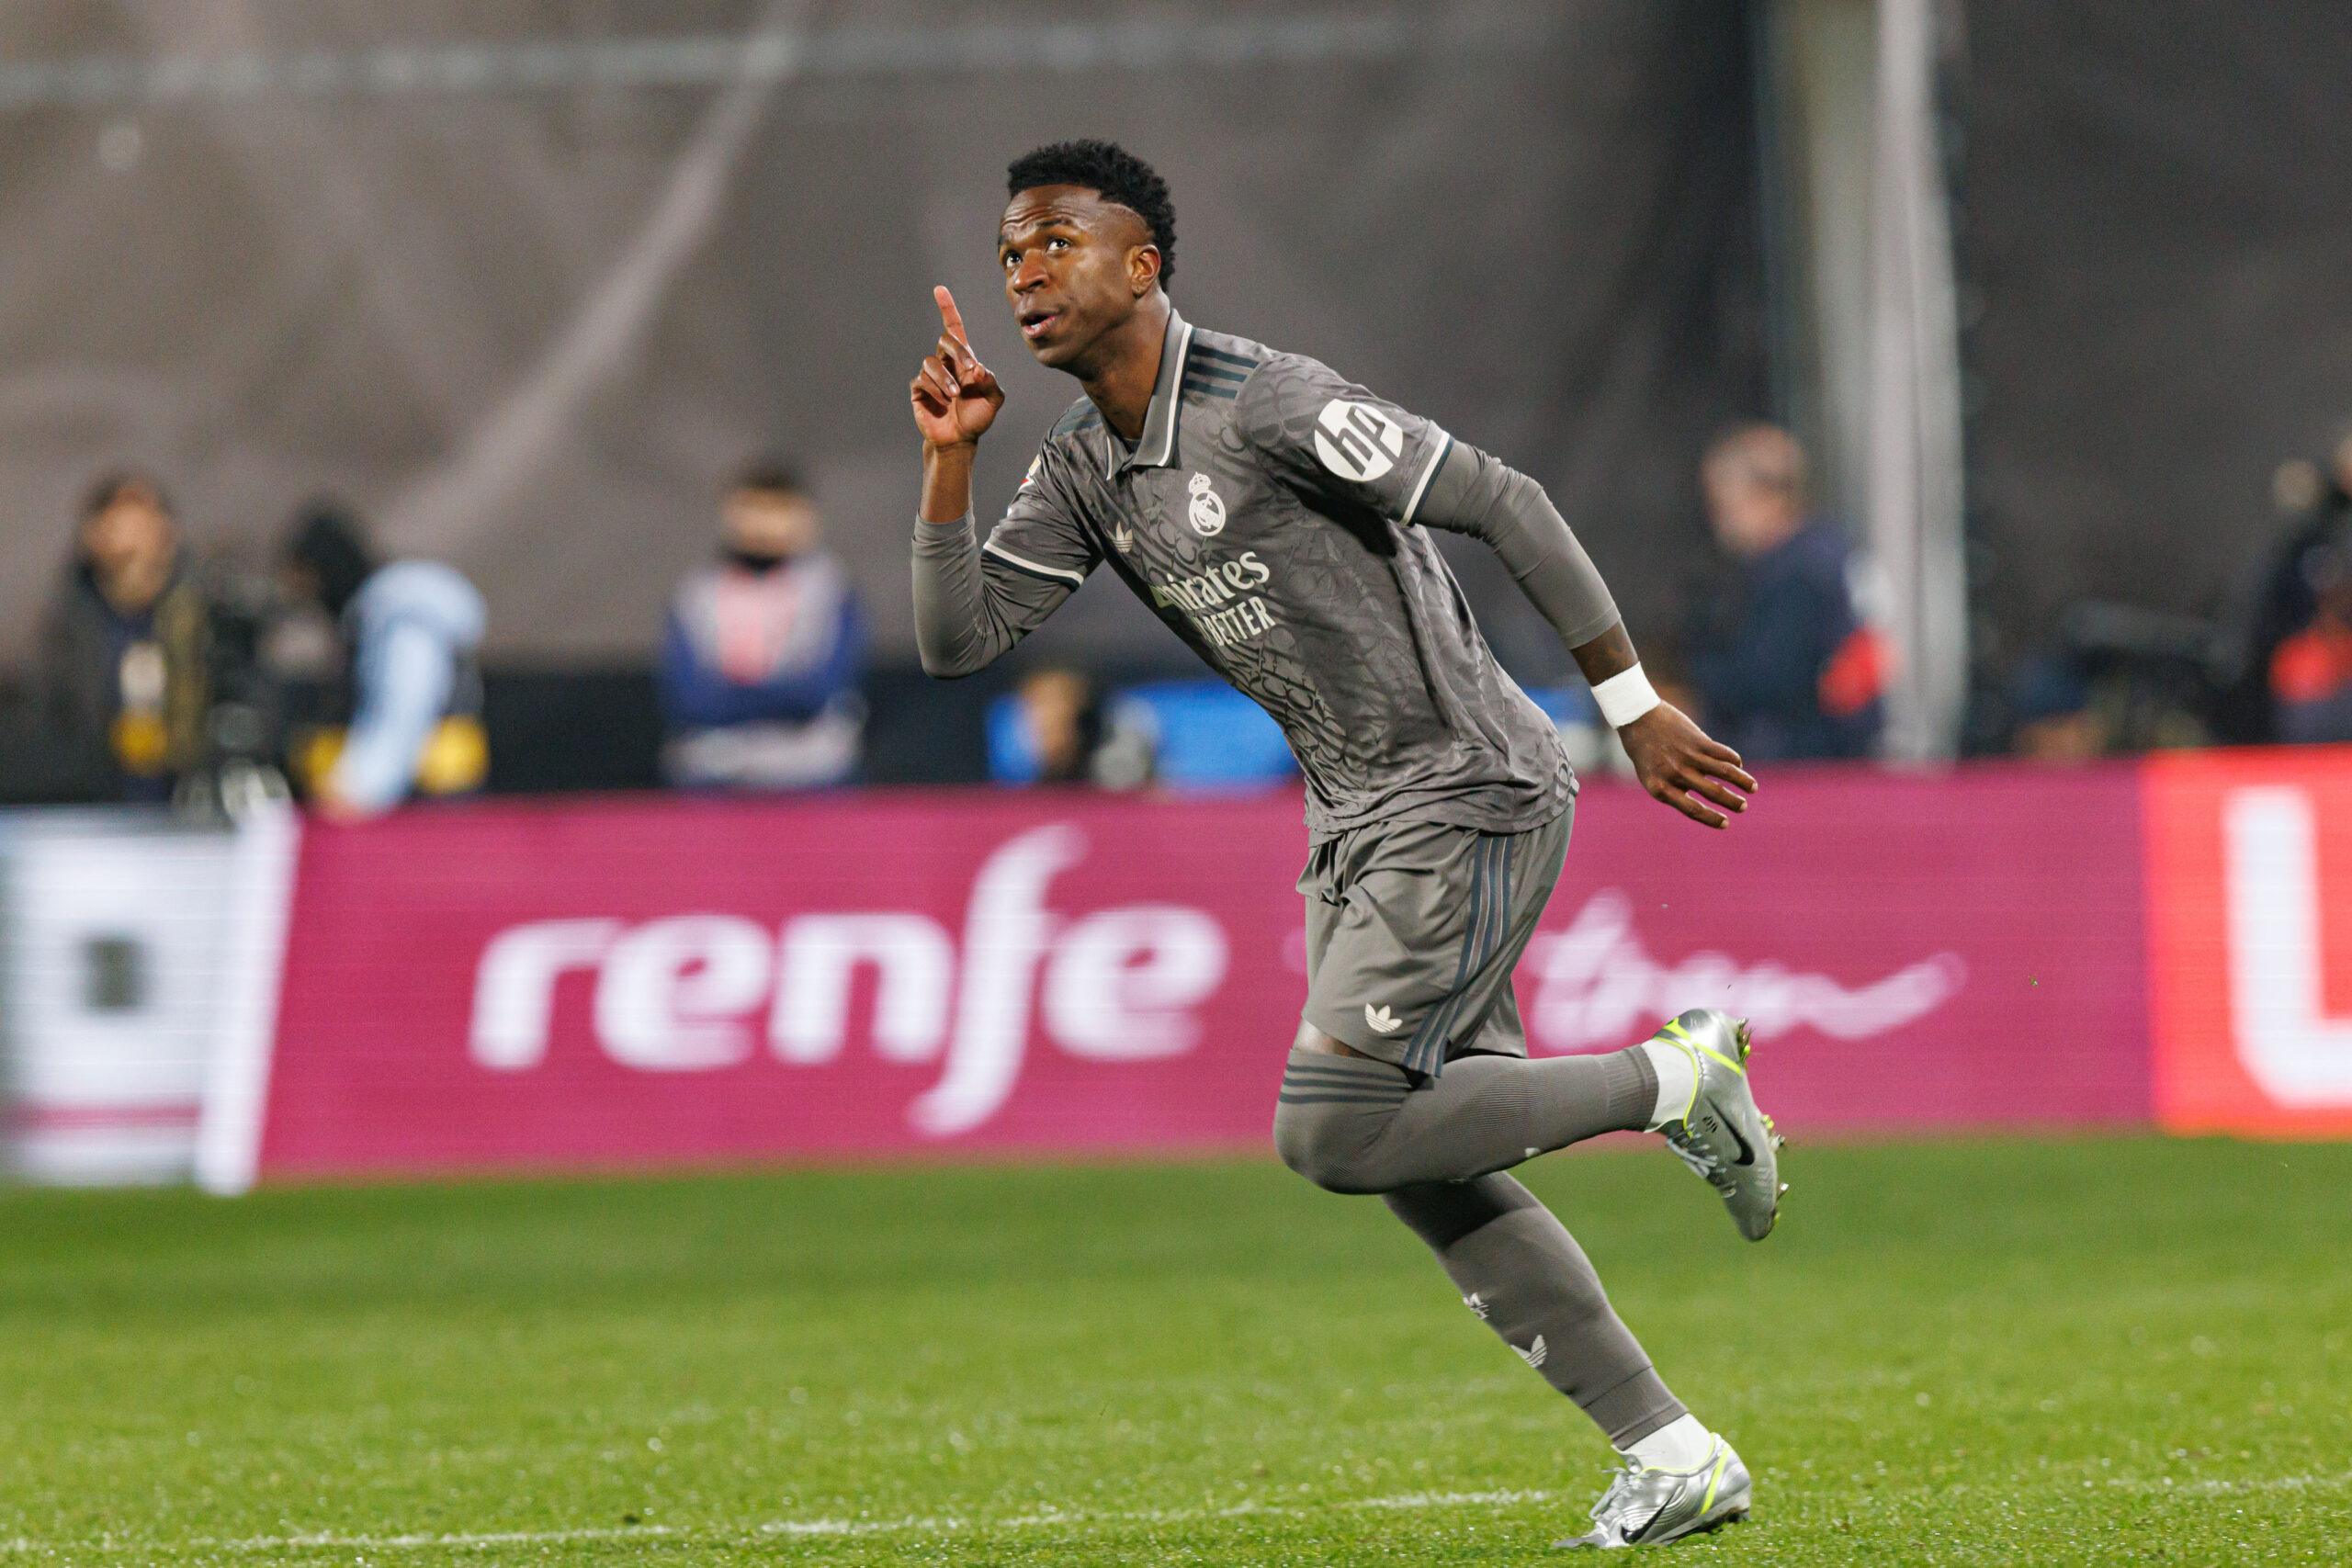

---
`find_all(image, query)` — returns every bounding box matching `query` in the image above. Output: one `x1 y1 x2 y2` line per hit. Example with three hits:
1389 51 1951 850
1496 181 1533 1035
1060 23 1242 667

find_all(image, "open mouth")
1020 310 1063 340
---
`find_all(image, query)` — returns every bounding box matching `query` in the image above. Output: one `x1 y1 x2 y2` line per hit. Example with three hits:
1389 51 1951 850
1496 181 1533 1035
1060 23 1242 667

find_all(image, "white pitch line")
23 1478 2341 1555
2102 1473 2350 1495
758 1486 1567 1538
0 1486 1569 1554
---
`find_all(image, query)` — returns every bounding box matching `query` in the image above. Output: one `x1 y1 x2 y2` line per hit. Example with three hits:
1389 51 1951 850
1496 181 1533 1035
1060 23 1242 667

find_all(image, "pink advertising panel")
257 769 2152 1181
1527 766 2149 1132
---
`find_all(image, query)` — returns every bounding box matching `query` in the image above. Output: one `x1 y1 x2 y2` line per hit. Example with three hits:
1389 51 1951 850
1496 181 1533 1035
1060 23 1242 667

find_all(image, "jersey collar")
1102 309 1193 477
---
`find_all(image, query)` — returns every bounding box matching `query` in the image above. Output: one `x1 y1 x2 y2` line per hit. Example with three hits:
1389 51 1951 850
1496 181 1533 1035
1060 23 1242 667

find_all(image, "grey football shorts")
1297 804 1572 1077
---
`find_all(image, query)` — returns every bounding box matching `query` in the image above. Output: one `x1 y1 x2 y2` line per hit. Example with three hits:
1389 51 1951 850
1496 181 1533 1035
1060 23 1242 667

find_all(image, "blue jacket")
1690 522 1882 761
331 560 488 814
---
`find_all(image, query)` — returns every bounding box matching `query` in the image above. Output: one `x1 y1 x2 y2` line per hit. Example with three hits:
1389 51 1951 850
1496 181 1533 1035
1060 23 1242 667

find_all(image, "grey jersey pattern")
935 309 1577 840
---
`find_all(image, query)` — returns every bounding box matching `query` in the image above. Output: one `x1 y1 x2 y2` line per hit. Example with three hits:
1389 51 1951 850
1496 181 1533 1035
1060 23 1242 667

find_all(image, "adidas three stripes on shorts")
1295 805 1572 1078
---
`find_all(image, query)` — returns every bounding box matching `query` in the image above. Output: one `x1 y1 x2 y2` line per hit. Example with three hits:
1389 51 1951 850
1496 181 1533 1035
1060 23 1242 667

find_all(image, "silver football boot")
1555 1435 1753 1550
1650 1010 1784 1241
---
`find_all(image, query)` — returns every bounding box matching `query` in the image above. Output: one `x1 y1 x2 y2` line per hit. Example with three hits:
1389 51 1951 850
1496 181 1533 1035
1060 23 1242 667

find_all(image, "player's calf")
1385 1175 1685 1443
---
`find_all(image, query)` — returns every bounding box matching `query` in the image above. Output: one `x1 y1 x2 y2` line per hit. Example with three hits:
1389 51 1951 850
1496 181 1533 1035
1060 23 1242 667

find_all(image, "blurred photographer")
2220 433 2352 742
2267 526 2352 745
281 502 488 821
33 471 211 802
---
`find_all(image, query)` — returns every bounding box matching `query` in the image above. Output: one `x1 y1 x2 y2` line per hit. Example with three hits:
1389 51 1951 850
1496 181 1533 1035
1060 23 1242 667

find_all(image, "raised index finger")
933 286 970 347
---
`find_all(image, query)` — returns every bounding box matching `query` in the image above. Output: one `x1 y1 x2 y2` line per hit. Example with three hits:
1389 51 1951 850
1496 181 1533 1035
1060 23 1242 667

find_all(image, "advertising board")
2 754 2331 1190
236 770 2153 1182
2143 750 2352 1137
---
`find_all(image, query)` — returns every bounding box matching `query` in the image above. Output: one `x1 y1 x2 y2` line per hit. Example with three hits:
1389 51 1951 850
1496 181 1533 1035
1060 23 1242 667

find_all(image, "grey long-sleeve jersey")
913 310 1619 840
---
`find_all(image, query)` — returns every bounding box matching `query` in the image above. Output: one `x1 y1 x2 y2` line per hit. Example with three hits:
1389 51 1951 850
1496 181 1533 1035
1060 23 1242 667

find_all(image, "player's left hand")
1619 705 1755 829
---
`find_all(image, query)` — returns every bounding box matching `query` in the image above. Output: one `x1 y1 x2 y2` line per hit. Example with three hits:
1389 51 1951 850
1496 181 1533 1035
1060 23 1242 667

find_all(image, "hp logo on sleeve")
1314 399 1404 482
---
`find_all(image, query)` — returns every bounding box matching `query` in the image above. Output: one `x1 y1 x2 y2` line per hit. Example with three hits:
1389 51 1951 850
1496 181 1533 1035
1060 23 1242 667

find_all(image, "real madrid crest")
1186 471 1227 537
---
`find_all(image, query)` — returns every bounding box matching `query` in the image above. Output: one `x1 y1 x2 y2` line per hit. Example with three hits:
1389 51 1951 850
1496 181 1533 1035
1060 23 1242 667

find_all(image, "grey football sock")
1272 1045 1656 1194
1385 1174 1686 1449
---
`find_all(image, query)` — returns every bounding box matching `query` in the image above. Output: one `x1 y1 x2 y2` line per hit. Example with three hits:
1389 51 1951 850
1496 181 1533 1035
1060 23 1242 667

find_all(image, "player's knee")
1272 1098 1385 1194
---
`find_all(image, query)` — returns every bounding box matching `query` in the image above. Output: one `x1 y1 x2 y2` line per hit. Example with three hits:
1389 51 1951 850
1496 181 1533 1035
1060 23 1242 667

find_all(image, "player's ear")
1129 243 1163 298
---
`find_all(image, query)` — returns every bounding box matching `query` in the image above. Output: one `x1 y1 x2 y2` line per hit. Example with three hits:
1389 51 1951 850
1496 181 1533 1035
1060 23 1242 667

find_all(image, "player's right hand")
1620 703 1756 829
910 286 1005 449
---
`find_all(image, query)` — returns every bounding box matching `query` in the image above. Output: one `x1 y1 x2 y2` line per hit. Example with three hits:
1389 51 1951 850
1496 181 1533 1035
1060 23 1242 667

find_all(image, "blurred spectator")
282 502 488 821
987 668 1157 788
1686 424 1884 761
2268 528 2352 745
1102 681 1294 790
993 668 1102 784
34 472 211 802
2220 432 2352 743
2007 651 2106 761
657 462 865 789
2040 601 2213 754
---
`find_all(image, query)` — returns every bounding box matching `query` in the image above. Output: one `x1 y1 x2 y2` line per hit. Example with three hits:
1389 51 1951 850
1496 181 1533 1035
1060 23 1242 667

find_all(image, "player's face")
997 186 1156 371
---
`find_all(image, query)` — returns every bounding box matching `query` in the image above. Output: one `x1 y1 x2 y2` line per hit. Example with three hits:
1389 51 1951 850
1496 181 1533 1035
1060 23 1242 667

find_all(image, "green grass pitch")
4 1135 2347 1564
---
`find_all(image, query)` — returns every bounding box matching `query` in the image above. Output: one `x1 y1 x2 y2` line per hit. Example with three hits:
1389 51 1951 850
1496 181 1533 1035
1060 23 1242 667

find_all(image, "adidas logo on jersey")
1514 1335 1549 1371
1112 523 1135 553
1463 1292 1490 1321
1364 1003 1403 1034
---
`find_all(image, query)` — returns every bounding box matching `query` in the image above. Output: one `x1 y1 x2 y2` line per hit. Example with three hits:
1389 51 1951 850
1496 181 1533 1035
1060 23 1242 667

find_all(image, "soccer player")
909 141 1781 1550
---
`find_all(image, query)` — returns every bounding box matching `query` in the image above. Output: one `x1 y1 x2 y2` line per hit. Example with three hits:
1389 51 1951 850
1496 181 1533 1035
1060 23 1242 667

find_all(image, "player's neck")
1073 295 1172 443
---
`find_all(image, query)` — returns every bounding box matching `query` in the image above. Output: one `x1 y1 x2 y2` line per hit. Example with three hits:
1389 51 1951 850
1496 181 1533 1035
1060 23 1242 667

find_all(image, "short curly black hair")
1006 140 1176 287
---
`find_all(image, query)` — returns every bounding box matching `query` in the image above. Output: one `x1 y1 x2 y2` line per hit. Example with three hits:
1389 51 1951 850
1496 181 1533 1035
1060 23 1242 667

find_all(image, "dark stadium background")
6 4 2349 782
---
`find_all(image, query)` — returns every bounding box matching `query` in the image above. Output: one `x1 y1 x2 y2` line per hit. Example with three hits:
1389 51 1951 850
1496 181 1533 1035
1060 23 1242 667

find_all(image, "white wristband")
1591 662 1662 729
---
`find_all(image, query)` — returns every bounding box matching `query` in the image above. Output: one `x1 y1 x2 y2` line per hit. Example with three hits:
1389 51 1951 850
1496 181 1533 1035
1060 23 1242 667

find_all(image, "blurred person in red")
656 461 865 789
35 471 211 802
1686 425 1884 761
2222 430 2352 742
2267 528 2352 744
